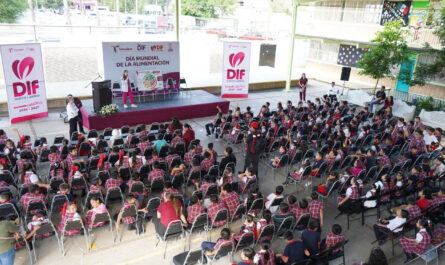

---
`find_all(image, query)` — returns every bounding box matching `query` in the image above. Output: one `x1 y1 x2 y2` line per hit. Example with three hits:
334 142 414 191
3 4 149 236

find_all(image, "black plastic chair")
184 213 208 250
172 247 202 265
156 219 184 259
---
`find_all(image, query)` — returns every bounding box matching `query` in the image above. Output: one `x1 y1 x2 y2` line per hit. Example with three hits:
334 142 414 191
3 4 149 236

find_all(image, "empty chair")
155 220 184 259
105 187 124 206
172 247 202 265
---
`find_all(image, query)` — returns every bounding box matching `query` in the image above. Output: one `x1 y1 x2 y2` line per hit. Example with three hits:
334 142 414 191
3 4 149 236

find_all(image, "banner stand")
221 42 251 98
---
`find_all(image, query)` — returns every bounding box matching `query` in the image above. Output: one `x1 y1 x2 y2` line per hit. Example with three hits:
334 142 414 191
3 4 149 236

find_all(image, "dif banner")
221 42 251 98
101 42 180 92
0 43 48 123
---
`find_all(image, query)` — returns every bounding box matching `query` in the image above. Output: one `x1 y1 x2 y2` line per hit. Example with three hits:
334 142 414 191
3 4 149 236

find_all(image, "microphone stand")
84 74 103 89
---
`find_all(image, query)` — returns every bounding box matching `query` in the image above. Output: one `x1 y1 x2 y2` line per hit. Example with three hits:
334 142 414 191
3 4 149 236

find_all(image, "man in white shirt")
423 127 438 147
324 81 339 101
66 95 79 138
373 208 408 244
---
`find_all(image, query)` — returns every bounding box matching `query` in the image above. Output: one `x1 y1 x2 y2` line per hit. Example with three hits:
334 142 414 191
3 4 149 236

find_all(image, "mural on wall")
337 44 369 68
380 1 412 26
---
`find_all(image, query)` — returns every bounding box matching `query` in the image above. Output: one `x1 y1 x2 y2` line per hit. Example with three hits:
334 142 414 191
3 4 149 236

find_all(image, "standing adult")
0 219 20 265
244 122 264 176
120 70 137 109
66 95 79 139
182 123 195 147
369 86 386 111
299 73 308 102
168 117 183 134
67 94 86 134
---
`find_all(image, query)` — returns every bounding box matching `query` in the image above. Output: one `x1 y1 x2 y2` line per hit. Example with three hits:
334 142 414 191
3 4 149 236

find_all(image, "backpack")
254 137 266 153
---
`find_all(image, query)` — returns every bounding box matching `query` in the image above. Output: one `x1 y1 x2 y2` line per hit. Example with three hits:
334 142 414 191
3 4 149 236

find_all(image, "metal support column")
175 0 180 41
285 1 299 92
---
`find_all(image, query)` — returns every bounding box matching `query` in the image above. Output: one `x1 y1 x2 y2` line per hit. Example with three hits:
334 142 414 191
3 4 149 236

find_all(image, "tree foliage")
42 0 62 10
181 0 237 18
406 7 445 86
0 0 27 23
357 21 409 90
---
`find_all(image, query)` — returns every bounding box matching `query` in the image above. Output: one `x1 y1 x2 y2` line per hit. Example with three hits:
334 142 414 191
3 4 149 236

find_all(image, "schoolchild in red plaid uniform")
139 125 149 138
237 167 256 194
125 129 136 148
58 202 82 236
89 178 104 195
200 151 214 173
378 150 391 169
196 175 214 198
127 175 145 197
324 224 345 253
232 215 255 243
407 129 427 154
171 130 185 147
117 151 130 169
294 200 310 229
160 182 181 202
105 172 123 193
0 130 8 144
186 195 205 224
137 136 151 153
194 140 203 154
165 148 180 169
48 146 61 166
147 151 164 166
256 210 273 240
228 124 242 143
254 239 275 265
400 218 431 263
287 195 299 217
20 163 38 188
129 149 145 172
64 147 78 171
27 212 52 239
68 165 87 190
378 175 391 203
184 146 195 167
430 187 445 208
201 228 232 256
431 224 445 246
148 161 165 183
188 159 202 184
115 195 147 231
20 185 47 215
219 183 240 219
337 177 360 213
84 197 108 228
207 195 228 227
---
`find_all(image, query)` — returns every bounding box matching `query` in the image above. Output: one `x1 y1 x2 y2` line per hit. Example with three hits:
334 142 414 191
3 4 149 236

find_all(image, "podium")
92 80 112 113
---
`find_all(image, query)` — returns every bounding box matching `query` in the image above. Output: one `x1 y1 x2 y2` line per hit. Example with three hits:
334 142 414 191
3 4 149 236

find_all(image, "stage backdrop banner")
102 42 180 92
136 70 163 91
0 43 48 123
221 42 251 98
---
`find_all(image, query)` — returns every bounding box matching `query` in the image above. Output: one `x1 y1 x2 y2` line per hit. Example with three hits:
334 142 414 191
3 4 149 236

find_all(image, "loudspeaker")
340 67 351 81
92 80 112 113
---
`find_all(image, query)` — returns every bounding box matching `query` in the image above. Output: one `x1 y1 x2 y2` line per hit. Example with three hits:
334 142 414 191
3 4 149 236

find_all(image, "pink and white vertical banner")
0 43 48 123
221 42 251 98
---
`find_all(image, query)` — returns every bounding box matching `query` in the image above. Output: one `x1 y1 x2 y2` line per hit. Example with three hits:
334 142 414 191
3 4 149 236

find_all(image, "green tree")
357 21 409 93
181 0 236 18
0 0 27 23
43 0 62 9
405 7 445 86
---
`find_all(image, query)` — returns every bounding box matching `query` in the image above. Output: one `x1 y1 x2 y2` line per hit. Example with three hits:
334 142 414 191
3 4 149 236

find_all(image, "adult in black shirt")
67 94 86 134
275 231 308 265
219 147 237 173
369 86 386 112
244 122 262 176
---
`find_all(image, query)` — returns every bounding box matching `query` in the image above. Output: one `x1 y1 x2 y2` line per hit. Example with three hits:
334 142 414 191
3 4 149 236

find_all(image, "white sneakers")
131 104 138 108
123 104 128 109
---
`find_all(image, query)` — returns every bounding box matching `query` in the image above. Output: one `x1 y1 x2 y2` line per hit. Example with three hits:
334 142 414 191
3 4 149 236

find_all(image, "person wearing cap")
244 121 263 176
67 94 86 134
66 95 79 138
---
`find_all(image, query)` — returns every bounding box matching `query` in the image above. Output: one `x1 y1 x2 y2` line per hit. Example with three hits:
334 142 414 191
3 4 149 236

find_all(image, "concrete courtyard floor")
2 81 442 265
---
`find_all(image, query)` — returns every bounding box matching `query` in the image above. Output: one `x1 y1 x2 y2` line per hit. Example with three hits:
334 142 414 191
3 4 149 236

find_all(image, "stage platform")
80 90 230 130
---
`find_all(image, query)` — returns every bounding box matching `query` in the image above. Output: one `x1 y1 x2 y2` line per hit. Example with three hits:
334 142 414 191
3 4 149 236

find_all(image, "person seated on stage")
322 224 345 255
232 214 256 244
153 134 167 153
265 185 284 213
201 227 232 257
171 129 185 147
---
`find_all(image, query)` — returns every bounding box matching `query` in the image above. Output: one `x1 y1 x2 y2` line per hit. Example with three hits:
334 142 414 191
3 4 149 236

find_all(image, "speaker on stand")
340 67 351 96
92 80 112 113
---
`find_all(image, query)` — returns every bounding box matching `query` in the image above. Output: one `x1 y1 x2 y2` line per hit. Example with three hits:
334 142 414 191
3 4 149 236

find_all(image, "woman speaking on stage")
121 70 137 109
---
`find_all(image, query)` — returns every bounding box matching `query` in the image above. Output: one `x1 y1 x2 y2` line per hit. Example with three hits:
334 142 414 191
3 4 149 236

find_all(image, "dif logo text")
12 57 39 97
227 52 245 80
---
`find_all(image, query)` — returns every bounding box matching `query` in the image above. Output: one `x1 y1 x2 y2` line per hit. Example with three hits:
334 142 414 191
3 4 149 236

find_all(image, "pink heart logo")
12 57 34 80
229 52 245 68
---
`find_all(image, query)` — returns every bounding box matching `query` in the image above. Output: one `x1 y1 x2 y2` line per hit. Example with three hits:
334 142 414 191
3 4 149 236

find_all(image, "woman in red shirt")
182 123 195 148
167 117 182 134
155 192 188 235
